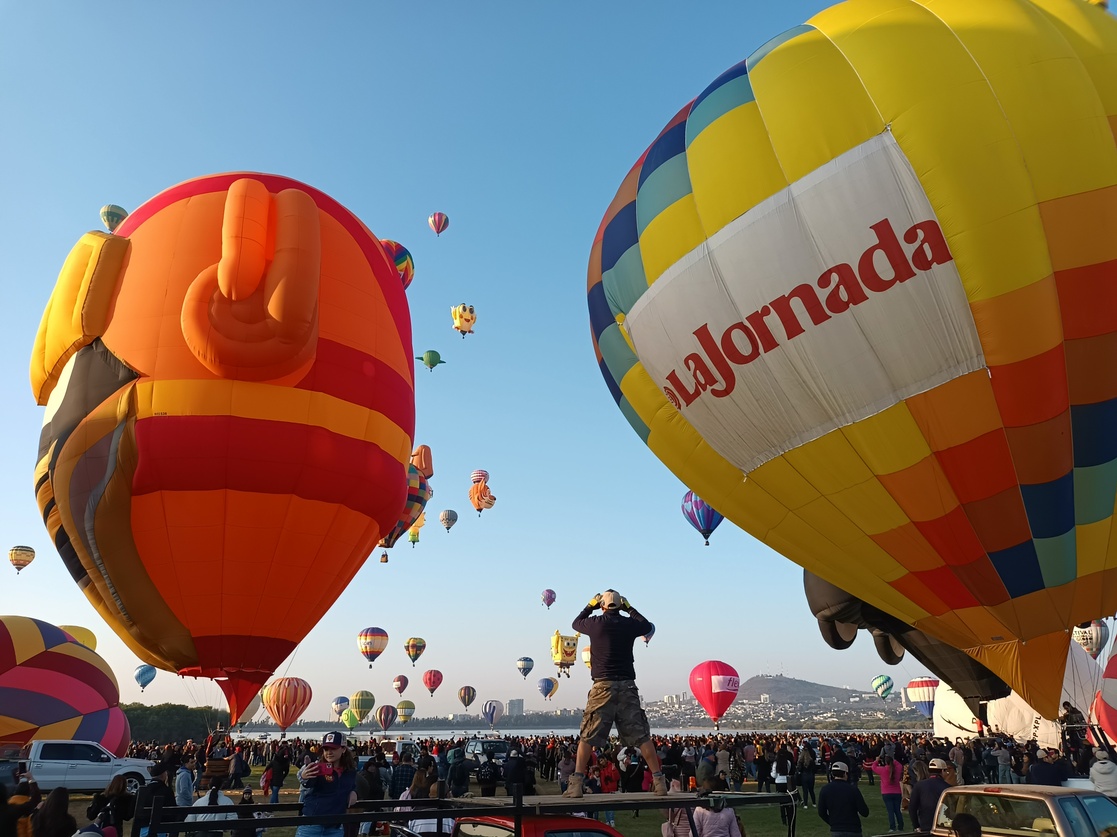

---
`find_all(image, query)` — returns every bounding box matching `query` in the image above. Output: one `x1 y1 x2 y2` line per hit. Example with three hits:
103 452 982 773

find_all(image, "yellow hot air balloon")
586 0 1117 719
349 690 375 722
59 625 97 650
396 700 415 724
9 546 34 574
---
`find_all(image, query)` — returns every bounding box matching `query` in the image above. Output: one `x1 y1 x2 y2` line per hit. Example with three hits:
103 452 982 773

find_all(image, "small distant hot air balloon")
9 546 34 574
538 677 558 701
681 491 724 546
689 660 740 729
458 686 476 709
358 628 390 668
1073 621 1111 661
541 589 556 609
350 690 375 722
396 700 415 724
417 350 446 371
375 704 398 732
516 657 534 679
872 674 895 701
451 304 477 338
551 631 580 677
331 696 351 720
581 647 592 670
59 625 97 651
99 204 128 233
481 699 504 729
404 637 427 667
469 475 496 516
380 240 415 290
422 669 443 696
641 625 656 646
262 676 312 732
393 675 409 695
428 212 449 236
470 470 489 485
340 707 361 730
134 664 156 692
905 678 939 719
439 510 458 532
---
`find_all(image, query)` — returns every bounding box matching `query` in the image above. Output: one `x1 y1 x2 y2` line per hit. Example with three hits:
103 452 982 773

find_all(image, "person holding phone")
296 732 357 837
2 768 40 837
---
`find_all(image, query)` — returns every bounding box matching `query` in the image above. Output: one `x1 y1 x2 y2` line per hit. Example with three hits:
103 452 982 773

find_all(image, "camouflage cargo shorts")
578 679 651 747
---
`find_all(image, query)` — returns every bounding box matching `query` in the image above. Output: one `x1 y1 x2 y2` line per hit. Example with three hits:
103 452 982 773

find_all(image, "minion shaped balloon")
550 630 580 678
450 303 477 338
30 173 415 724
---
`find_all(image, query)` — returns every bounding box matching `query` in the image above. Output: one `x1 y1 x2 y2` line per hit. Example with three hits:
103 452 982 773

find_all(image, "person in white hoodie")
1090 748 1117 800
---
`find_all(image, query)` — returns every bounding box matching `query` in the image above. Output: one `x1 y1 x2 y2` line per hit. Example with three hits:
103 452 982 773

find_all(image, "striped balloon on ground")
0 615 130 756
906 677 940 719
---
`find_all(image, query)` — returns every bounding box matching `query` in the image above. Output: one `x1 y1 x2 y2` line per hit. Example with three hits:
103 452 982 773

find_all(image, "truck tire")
122 772 145 795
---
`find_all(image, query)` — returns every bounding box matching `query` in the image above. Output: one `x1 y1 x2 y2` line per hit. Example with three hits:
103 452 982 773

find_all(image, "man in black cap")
908 758 951 832
817 762 869 837
134 761 178 837
563 589 666 797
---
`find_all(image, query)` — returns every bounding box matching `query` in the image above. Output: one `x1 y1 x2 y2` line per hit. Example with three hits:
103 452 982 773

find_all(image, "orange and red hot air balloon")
30 173 415 724
261 677 313 732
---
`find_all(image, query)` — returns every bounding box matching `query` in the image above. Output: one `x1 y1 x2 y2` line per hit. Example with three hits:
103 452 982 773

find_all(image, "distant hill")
739 674 864 705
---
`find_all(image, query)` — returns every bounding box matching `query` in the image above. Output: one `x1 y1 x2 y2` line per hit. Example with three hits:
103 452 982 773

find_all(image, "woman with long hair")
773 743 797 826
797 741 818 808
869 753 905 833
32 788 75 837
296 732 358 837
184 778 236 837
903 760 929 832
87 774 137 837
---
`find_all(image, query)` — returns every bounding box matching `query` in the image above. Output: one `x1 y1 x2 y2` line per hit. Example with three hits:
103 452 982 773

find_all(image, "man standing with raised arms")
563 589 667 797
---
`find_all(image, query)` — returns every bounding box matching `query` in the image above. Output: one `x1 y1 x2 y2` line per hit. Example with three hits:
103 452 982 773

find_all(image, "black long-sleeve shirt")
817 778 869 834
572 607 653 681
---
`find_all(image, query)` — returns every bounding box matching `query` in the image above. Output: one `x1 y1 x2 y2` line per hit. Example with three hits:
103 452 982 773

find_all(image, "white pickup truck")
908 783 1117 837
19 740 153 794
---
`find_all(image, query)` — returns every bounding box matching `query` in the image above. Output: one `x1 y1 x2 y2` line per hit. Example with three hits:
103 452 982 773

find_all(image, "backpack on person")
478 760 497 784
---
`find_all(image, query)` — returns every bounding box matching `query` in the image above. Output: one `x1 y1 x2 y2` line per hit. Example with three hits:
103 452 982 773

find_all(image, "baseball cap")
830 762 848 774
321 731 346 749
601 590 623 610
928 758 949 770
1096 748 1109 760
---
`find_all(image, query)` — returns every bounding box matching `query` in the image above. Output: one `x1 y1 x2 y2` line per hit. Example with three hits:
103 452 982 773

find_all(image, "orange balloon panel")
31 173 415 721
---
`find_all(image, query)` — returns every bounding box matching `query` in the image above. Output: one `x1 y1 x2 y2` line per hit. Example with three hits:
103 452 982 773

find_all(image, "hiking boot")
653 774 668 796
563 773 584 798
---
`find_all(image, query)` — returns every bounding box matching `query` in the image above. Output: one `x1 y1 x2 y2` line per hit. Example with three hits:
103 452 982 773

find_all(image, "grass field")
64 767 903 837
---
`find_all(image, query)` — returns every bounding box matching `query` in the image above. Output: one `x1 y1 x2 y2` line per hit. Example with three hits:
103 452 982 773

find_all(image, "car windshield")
936 793 1055 835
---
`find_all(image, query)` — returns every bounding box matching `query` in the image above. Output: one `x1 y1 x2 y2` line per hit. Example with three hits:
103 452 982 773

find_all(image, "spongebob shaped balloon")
450 303 477 338
551 630 580 678
30 173 415 725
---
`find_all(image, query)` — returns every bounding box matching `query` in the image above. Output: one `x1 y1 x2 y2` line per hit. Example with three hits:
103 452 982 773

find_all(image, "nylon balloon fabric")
586 0 1117 718
30 173 415 725
0 616 130 756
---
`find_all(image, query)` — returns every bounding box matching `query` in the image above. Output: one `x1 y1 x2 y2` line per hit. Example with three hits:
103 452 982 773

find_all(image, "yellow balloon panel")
588 0 1117 718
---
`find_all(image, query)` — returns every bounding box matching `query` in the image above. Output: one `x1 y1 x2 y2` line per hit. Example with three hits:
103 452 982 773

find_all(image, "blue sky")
0 1 933 724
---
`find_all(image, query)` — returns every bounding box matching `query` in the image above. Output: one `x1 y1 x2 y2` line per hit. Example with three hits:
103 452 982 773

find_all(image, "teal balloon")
871 674 894 700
